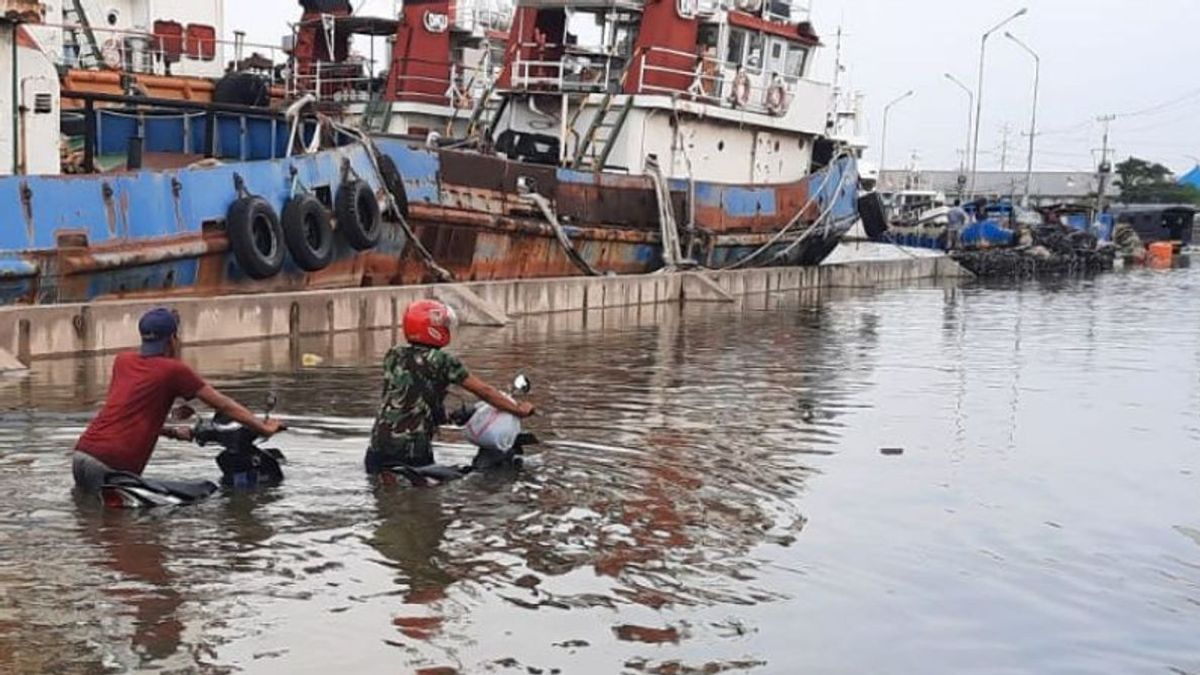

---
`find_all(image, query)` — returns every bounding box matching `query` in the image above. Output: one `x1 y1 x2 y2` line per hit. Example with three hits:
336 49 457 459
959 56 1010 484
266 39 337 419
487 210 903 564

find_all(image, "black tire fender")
227 196 285 279
335 179 383 250
281 193 335 271
377 154 409 219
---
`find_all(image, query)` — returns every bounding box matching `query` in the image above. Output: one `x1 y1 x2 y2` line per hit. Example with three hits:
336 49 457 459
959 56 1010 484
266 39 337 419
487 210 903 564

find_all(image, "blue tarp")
1180 165 1200 189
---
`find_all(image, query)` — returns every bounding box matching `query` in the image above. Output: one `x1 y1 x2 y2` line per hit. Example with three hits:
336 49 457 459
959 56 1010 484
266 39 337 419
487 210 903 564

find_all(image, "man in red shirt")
72 308 284 492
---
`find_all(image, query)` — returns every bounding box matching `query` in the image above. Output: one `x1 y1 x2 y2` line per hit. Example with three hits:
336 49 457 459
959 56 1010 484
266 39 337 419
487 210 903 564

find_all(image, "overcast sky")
228 0 1200 174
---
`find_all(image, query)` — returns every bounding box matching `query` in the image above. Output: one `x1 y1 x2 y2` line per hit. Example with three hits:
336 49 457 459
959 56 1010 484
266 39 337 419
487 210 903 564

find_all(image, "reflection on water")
2 272 1200 673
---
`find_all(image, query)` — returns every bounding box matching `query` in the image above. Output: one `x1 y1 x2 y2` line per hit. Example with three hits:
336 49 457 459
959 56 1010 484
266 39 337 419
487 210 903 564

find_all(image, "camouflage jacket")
372 344 469 445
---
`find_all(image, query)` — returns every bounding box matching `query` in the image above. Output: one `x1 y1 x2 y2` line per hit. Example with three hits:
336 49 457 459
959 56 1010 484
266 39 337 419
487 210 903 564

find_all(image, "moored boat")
0 0 861 306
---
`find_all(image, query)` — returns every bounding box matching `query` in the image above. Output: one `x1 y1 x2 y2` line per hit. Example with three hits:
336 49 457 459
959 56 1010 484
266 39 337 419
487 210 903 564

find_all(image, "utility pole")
1095 114 1116 216
999 123 1013 172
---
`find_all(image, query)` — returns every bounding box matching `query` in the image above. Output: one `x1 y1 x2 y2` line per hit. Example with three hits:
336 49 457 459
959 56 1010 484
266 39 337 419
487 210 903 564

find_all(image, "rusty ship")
0 0 861 305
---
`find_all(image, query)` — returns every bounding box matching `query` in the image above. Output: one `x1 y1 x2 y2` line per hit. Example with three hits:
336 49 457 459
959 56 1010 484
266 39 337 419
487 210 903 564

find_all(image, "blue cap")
138 308 178 357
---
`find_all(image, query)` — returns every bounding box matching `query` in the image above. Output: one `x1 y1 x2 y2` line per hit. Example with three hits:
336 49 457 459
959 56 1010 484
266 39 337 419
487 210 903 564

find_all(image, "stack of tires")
226 180 382 279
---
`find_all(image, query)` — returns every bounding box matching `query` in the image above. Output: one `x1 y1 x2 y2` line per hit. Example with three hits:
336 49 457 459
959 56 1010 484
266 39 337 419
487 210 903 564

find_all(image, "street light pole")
880 90 914 191
944 72 974 199
1006 32 1040 207
969 7 1028 198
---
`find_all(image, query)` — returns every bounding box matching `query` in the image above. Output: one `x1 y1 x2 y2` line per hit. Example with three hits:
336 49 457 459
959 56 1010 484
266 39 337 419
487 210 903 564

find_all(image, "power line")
1117 87 1200 119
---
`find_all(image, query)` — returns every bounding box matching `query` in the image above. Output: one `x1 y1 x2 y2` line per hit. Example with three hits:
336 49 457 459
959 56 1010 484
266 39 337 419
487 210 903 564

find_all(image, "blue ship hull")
0 105 860 305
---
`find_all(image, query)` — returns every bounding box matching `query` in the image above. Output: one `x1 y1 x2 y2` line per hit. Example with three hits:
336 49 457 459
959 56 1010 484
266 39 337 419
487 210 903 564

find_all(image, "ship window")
745 32 764 71
186 24 217 61
154 20 185 63
726 28 747 64
785 45 809 78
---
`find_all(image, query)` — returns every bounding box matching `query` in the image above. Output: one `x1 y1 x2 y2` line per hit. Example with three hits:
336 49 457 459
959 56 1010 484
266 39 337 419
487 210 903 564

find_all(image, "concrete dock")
0 250 968 367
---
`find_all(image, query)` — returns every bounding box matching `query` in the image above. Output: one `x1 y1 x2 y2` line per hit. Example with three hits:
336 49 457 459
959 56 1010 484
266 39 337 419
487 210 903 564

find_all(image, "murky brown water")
2 268 1200 674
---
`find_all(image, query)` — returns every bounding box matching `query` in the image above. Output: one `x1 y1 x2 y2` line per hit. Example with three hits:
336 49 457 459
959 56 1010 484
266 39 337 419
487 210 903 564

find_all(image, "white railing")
42 22 285 80
695 0 812 23
635 46 801 116
453 5 512 34
290 59 497 108
510 53 619 92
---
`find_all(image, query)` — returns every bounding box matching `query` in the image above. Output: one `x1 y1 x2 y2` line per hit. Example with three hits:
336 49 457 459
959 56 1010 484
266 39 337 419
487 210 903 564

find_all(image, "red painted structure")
625 0 699 95
385 0 454 103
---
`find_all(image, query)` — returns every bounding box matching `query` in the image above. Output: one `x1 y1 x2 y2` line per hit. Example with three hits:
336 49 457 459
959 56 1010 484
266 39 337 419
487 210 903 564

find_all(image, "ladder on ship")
464 79 506 143
64 0 104 69
362 95 393 133
570 93 634 172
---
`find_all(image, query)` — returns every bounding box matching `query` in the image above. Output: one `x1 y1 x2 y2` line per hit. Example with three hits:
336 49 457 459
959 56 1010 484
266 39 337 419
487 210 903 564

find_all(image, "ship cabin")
484 0 834 185
288 0 511 138
22 0 240 105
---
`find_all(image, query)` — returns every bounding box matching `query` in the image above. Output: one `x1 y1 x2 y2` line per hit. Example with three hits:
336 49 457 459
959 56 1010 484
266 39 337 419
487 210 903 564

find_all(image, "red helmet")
403 299 457 348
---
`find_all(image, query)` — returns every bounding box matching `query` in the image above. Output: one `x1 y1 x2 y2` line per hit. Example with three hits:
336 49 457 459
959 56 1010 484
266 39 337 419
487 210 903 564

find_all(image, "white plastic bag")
463 402 520 452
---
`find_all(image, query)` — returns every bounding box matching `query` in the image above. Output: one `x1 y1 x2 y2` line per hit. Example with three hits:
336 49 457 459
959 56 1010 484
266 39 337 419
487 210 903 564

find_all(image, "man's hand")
162 426 194 442
259 419 287 437
514 401 536 418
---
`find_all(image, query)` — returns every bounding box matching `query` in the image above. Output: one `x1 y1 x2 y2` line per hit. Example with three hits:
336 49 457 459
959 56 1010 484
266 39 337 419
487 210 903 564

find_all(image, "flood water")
2 266 1200 674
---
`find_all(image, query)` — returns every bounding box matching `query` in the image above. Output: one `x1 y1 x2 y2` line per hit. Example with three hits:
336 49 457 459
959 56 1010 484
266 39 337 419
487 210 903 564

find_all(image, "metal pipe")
944 72 974 192
969 7 1028 197
12 22 19 175
879 90 914 190
1006 31 1040 207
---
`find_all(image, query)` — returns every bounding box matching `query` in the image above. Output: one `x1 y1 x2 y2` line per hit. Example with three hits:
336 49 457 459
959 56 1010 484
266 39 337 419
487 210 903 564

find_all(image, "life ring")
731 71 751 108
227 196 286 279
765 80 788 115
281 193 335 272
101 39 122 69
335 180 383 250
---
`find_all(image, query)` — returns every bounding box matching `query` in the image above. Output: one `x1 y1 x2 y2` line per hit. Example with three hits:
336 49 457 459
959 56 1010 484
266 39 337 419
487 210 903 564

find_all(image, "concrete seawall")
0 255 969 366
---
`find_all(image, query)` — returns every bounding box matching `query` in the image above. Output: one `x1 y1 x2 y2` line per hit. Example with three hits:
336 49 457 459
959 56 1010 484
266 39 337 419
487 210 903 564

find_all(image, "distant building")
878 170 1119 206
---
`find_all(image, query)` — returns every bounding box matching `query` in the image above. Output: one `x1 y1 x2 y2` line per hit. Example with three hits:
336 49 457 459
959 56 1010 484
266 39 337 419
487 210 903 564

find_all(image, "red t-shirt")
76 352 207 475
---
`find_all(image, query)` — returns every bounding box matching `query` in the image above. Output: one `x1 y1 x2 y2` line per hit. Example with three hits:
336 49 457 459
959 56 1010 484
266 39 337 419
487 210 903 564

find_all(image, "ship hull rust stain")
0 136 859 305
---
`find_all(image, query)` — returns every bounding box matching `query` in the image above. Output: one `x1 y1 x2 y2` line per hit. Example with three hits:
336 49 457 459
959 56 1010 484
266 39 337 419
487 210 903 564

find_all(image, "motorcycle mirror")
512 374 531 395
265 393 278 415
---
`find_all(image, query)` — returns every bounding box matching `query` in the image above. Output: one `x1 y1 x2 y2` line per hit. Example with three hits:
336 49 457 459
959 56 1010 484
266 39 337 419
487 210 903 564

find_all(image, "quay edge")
0 257 971 364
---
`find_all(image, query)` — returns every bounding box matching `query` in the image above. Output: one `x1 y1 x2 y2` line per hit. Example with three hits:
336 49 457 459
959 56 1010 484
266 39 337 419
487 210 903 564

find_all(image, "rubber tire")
281 194 335 271
213 72 270 107
378 154 409 219
227 196 286 280
335 180 382 251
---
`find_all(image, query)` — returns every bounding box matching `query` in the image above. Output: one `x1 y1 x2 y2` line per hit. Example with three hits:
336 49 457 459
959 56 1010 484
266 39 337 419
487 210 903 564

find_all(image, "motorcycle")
378 374 538 488
99 394 286 509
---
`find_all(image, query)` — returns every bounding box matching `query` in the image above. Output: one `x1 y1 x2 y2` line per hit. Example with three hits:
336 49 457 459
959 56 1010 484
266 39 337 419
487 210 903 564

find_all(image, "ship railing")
41 21 286 80
453 5 512 35
635 46 801 115
288 60 384 104
289 58 497 108
510 46 623 93
693 0 812 23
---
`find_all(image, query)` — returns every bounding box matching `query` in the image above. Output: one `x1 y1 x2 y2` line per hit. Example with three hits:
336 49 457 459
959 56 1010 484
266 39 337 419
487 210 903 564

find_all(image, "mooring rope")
714 152 855 270
523 193 603 277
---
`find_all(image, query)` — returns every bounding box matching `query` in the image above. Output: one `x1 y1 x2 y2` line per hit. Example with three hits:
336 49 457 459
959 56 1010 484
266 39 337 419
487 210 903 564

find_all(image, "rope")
331 121 455 282
717 152 853 270
645 155 686 269
524 193 603 277
769 160 859 262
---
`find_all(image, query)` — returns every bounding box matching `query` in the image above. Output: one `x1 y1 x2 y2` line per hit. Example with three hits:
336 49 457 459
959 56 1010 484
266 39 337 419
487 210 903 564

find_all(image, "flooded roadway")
2 267 1200 674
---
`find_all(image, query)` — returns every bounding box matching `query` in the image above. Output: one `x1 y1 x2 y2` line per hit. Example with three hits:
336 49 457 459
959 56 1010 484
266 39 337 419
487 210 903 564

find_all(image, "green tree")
1115 157 1200 204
